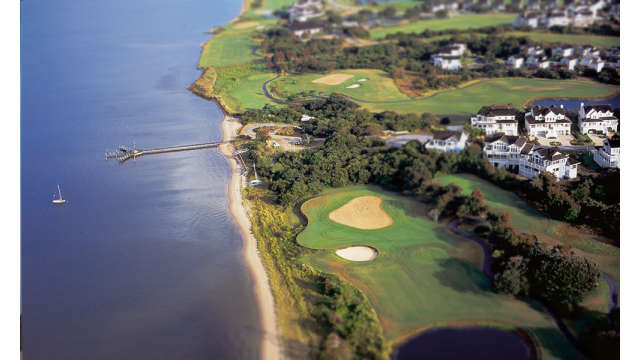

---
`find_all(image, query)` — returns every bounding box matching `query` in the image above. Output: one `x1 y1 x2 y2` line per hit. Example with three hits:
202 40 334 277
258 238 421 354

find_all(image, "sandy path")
220 114 281 360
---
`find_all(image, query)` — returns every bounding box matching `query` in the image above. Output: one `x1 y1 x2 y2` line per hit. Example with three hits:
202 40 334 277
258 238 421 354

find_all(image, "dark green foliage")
493 256 530 295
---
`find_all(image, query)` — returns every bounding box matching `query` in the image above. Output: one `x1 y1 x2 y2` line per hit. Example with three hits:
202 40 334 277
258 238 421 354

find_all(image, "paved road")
262 73 285 103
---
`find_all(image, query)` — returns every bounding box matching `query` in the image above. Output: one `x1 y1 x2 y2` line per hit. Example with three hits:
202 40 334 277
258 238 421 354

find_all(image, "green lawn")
435 174 619 286
370 14 517 39
210 63 277 113
298 186 584 359
359 78 618 116
199 30 258 68
272 69 410 102
503 31 620 48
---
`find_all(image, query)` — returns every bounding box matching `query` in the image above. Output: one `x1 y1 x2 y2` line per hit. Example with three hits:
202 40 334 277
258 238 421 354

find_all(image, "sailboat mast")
57 184 63 199
253 163 258 181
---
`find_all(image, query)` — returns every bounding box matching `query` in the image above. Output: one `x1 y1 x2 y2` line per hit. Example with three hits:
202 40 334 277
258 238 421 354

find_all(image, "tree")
379 6 397 19
493 256 530 295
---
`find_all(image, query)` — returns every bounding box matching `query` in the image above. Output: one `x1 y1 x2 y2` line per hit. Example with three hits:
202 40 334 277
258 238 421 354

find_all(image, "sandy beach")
219 114 281 360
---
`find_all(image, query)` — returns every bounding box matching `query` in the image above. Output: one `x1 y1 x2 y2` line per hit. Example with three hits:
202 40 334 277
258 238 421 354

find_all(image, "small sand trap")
329 196 393 230
312 73 354 85
234 21 259 29
358 78 368 82
346 84 361 89
336 246 378 261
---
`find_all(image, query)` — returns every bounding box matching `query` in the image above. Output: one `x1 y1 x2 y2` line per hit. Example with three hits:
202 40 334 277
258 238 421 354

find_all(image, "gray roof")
477 105 520 117
485 134 527 147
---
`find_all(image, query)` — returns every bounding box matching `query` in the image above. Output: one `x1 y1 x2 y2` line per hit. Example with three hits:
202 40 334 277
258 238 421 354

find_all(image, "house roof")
477 104 520 117
555 44 573 49
525 113 571 124
432 130 465 141
485 134 527 147
584 104 613 113
567 157 581 165
533 147 569 161
520 143 534 154
531 105 566 117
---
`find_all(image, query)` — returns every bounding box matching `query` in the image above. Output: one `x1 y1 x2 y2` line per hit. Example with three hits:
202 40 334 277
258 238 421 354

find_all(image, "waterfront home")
578 103 619 134
425 130 468 153
544 10 570 28
594 137 620 168
470 104 520 136
483 134 529 170
525 105 571 138
289 20 325 38
507 56 525 69
519 147 579 180
552 44 575 58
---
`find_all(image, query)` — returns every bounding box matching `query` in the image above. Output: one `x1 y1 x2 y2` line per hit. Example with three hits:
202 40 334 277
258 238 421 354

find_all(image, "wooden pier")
106 141 225 163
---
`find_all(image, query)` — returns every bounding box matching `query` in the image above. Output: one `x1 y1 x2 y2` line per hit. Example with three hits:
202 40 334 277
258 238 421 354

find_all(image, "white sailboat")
248 163 263 186
52 184 67 205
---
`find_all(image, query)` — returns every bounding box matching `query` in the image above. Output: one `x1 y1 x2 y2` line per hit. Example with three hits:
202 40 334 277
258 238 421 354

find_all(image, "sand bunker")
346 84 361 89
328 196 393 230
336 246 378 261
312 73 354 85
358 78 368 82
233 21 259 29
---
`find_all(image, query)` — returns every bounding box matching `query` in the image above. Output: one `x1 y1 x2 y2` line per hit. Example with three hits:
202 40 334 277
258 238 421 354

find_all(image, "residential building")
594 137 620 168
519 147 580 180
525 105 571 138
507 55 525 69
493 0 506 11
432 43 466 70
483 134 529 170
513 12 541 28
560 56 579 70
425 130 468 153
289 0 324 22
528 0 541 11
544 10 570 28
463 0 476 11
431 0 446 12
289 21 325 38
580 56 605 72
445 0 460 11
478 0 492 9
470 104 520 136
527 55 550 69
552 44 575 58
572 9 597 27
578 103 619 134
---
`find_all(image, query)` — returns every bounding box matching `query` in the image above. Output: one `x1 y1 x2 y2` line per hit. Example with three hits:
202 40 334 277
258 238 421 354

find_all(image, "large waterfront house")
483 134 530 170
469 104 520 136
519 147 579 181
525 105 571 138
425 130 468 153
289 0 324 22
578 103 619 134
594 137 620 168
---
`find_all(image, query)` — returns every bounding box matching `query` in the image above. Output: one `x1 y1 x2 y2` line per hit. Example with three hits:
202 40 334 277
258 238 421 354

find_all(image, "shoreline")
219 112 281 360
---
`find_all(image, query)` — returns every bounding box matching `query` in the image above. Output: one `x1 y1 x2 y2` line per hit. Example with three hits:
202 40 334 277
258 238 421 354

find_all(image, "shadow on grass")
432 258 492 294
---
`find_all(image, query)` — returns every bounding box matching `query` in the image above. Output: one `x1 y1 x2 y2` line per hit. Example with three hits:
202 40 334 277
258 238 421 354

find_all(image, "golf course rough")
298 186 585 359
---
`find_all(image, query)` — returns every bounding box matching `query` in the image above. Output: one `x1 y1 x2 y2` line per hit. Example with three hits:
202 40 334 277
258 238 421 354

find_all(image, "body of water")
533 95 620 110
394 327 532 360
20 0 262 359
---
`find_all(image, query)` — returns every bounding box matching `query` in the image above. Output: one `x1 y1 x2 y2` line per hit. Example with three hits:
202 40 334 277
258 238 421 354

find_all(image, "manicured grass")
370 14 517 39
199 30 258 68
211 63 277 113
359 78 618 116
298 186 584 358
435 174 620 286
503 31 620 48
272 69 410 102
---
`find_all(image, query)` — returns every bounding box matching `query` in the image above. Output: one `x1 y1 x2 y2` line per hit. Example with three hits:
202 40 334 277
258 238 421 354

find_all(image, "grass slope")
503 31 620 48
298 186 584 359
370 14 517 39
435 174 619 285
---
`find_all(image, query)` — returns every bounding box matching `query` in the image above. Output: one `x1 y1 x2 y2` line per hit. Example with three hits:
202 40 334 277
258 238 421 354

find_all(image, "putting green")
299 186 584 359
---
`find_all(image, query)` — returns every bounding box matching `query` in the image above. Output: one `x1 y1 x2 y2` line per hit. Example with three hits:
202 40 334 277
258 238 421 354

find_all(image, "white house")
513 12 541 28
577 45 600 57
524 45 545 56
578 103 619 134
493 0 506 11
445 0 459 11
519 147 579 180
507 56 525 69
544 10 570 28
425 130 468 153
527 55 550 69
525 105 572 138
300 114 315 122
528 0 541 11
580 56 605 72
470 104 520 136
594 137 620 168
560 56 579 70
552 44 574 58
483 134 530 170
572 9 597 27
431 0 447 12
289 21 325 38
432 44 466 71
289 0 324 22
